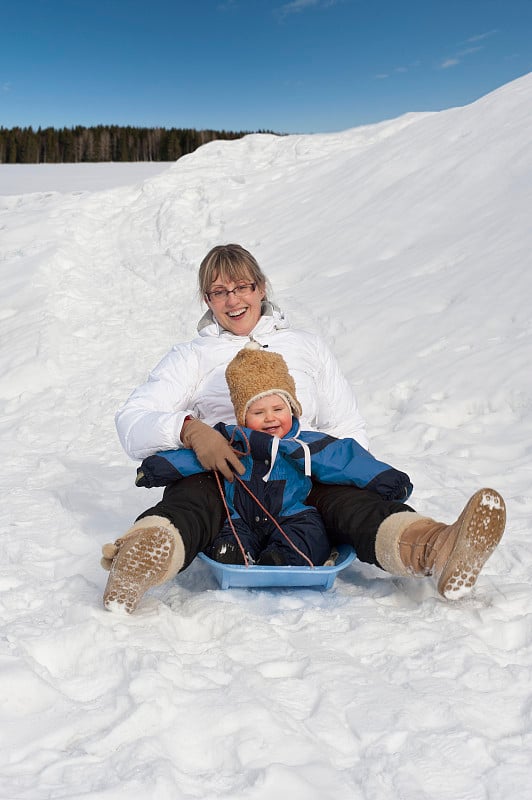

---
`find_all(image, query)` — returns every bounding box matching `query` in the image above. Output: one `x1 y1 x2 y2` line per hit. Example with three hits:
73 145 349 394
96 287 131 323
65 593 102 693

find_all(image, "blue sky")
1 0 531 134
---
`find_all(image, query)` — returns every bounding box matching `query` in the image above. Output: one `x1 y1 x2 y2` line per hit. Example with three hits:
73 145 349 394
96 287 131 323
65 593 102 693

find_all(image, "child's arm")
285 433 413 502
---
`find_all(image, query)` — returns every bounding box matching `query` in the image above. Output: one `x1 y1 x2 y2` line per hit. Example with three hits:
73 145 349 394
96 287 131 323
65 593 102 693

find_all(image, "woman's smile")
206 275 265 336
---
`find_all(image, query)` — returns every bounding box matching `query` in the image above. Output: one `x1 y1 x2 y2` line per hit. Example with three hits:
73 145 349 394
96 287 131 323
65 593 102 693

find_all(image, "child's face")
245 394 293 437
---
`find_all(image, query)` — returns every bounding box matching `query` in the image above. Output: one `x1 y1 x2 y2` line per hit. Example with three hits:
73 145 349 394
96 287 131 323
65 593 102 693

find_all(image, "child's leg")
208 520 263 564
258 510 331 567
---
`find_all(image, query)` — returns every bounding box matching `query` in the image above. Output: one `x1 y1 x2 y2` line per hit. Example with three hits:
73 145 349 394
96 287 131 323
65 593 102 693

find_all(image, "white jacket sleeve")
314 335 369 450
115 344 199 460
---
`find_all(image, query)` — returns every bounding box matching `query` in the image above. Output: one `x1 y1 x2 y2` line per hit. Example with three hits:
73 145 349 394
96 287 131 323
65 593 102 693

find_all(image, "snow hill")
1 72 531 799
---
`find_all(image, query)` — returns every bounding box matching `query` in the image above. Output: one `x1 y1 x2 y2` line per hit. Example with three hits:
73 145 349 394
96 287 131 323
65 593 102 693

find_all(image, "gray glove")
181 418 245 482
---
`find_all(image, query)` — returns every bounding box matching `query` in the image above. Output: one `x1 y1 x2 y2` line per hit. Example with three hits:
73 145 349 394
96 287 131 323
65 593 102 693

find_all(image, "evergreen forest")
0 125 273 163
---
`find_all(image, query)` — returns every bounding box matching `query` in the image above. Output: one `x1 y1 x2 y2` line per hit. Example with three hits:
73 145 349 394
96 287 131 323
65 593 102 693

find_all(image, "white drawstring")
290 434 312 476
263 435 280 482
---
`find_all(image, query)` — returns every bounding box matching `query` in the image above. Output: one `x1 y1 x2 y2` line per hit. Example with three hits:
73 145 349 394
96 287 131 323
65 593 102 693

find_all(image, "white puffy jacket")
116 305 368 460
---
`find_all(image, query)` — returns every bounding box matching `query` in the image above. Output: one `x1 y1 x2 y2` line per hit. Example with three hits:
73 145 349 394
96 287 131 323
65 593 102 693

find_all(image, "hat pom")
243 340 261 351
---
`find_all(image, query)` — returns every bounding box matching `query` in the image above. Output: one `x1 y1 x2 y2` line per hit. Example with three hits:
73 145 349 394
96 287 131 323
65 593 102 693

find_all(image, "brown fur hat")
225 342 302 426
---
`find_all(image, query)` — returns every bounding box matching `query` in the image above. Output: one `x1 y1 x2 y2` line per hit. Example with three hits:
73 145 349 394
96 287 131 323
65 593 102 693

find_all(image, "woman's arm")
115 344 245 479
115 345 198 460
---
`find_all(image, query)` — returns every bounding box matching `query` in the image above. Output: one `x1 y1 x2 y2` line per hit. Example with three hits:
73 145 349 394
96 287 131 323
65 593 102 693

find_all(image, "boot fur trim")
127 514 179 536
121 515 185 577
375 512 428 576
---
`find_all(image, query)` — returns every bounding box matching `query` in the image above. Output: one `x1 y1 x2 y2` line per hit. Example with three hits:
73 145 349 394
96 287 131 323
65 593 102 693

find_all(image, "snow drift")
1 73 531 799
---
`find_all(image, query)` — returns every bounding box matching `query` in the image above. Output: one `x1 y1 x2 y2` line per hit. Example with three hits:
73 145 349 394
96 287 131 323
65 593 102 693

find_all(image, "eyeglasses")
206 282 257 302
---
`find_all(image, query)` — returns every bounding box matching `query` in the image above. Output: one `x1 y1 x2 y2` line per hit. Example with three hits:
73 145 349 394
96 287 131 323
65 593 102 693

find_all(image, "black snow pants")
137 473 415 572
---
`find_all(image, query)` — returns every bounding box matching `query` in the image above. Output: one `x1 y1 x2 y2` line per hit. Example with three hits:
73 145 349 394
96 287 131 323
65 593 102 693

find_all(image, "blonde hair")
198 244 269 298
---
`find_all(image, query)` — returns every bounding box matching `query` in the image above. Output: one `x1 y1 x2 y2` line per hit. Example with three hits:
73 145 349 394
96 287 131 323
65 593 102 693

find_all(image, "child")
132 342 413 568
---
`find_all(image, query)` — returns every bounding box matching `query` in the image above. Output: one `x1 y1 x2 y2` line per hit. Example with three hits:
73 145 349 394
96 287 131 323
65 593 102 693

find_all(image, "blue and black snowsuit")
136 418 413 567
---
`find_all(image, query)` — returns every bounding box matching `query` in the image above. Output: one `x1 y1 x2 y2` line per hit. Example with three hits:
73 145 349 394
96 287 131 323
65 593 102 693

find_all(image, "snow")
1 72 532 798
0 161 175 195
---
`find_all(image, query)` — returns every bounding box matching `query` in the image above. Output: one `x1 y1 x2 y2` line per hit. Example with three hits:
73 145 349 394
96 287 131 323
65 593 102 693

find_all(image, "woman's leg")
306 483 414 566
136 473 226 569
102 473 225 613
307 483 506 598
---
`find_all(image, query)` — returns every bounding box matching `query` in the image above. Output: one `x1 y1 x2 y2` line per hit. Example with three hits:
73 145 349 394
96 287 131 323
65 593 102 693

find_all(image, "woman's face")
205 273 266 336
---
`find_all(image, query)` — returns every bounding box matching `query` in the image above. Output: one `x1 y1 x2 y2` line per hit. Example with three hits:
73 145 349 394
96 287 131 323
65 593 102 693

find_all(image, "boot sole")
103 527 175 614
437 488 506 599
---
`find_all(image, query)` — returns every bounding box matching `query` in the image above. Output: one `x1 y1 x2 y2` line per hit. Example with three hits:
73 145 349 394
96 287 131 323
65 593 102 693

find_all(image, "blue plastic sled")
197 544 356 590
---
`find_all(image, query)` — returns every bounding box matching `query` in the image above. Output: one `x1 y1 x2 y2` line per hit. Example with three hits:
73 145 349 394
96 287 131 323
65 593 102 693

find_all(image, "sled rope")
213 427 315 569
213 469 252 566
233 475 315 567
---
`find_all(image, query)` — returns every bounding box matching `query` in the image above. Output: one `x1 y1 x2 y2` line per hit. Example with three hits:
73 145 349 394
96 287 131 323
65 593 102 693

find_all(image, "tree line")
0 125 272 164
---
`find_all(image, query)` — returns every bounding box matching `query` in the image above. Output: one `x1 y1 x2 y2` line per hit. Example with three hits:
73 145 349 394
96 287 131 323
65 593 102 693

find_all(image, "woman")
102 244 506 614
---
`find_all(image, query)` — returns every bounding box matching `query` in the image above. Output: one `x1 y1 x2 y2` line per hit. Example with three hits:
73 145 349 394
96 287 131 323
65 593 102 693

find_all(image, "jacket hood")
196 301 290 339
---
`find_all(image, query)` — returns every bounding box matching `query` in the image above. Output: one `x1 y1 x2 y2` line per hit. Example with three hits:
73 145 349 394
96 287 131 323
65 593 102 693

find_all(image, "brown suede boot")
375 489 506 599
102 515 185 614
